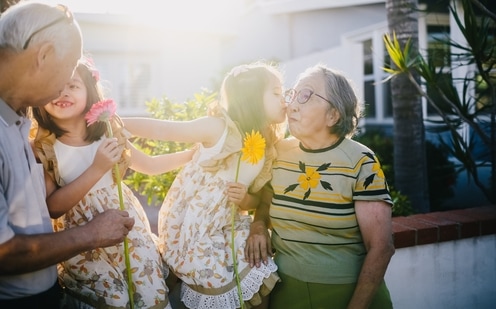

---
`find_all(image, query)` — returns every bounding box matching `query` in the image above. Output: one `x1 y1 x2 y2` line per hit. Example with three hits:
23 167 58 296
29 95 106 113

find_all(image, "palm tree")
385 0 430 213
384 0 496 204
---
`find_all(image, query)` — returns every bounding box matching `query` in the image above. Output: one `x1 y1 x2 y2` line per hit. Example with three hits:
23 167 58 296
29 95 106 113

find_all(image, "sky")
39 0 146 14
38 0 243 30
40 0 236 14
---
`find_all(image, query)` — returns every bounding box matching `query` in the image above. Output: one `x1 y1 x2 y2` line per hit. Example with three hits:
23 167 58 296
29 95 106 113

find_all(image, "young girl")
122 62 287 308
31 58 193 309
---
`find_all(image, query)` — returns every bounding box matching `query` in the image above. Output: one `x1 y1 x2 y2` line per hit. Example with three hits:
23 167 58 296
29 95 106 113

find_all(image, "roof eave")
257 0 385 15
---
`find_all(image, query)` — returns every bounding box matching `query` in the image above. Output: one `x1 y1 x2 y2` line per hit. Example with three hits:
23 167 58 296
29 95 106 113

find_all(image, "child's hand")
226 182 247 206
92 138 122 173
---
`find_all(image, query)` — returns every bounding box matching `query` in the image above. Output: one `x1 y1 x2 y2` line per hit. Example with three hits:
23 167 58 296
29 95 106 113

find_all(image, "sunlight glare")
39 0 242 32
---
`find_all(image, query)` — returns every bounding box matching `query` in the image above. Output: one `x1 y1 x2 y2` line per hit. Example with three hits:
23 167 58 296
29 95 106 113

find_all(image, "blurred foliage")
383 0 496 203
124 89 217 206
126 92 456 215
125 92 457 216
390 188 414 217
354 129 456 216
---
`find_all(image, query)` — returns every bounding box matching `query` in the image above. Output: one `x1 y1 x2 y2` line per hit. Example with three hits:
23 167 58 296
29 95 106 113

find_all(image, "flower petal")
85 99 117 126
241 130 266 165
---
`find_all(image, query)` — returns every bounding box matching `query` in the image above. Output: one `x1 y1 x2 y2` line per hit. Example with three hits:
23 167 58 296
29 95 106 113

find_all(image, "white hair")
0 1 81 58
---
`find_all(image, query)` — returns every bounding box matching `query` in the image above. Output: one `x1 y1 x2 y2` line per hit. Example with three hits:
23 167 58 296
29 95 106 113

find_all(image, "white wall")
74 2 387 115
219 10 292 68
77 13 227 115
288 5 385 58
385 235 496 309
281 43 364 100
219 3 385 67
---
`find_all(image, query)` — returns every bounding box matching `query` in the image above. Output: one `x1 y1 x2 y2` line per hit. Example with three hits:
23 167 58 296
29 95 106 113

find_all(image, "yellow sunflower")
371 160 385 179
241 130 266 164
298 167 321 190
231 129 266 309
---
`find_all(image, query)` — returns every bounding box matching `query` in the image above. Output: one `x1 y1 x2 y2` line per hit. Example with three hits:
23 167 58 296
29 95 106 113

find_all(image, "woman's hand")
244 220 272 268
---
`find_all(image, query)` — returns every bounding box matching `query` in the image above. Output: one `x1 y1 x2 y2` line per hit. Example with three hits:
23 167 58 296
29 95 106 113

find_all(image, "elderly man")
0 2 134 307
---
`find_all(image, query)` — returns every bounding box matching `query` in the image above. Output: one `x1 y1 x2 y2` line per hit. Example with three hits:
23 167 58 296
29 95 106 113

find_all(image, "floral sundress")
158 114 280 309
34 124 171 309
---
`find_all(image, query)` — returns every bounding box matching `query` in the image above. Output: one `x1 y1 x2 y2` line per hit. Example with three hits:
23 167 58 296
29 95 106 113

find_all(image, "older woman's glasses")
23 4 74 50
284 88 332 105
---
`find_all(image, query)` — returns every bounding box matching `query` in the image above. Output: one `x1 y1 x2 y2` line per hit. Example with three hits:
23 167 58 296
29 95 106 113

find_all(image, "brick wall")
386 205 496 309
392 205 496 248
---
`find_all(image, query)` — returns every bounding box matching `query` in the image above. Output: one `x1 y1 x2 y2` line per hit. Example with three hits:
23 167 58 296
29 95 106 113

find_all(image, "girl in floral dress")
31 58 193 309
122 62 287 308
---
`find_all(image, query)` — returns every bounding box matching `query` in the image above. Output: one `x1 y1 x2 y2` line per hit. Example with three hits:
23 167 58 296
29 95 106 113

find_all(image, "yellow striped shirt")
270 137 392 284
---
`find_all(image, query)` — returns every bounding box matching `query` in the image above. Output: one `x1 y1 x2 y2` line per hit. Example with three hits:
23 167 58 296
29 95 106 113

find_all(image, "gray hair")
297 64 362 138
0 1 81 58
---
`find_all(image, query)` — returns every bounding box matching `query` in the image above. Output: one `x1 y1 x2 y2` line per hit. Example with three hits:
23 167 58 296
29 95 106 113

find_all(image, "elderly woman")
245 64 395 309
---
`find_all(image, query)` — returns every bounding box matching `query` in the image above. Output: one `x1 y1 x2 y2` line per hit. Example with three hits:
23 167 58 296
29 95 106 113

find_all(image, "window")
119 63 151 109
362 36 392 121
426 24 453 115
474 31 496 114
363 39 376 118
97 56 154 115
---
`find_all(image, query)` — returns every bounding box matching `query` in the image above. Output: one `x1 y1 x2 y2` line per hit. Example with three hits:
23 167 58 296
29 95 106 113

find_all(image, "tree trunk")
386 0 430 212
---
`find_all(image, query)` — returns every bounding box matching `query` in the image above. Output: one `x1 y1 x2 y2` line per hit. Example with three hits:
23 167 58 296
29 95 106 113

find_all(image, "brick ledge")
392 205 496 248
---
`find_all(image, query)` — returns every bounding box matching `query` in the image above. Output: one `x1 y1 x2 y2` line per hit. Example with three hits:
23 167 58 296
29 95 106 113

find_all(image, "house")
72 2 495 307
77 1 391 119
77 0 492 151
221 0 493 210
76 0 476 127
76 0 492 208
75 6 235 116
222 0 494 134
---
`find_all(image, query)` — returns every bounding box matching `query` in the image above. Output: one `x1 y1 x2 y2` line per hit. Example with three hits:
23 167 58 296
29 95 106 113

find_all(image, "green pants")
270 271 393 309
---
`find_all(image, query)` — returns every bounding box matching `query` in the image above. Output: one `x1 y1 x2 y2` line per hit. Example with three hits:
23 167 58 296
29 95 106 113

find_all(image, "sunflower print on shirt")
284 161 333 200
362 152 386 189
283 152 385 200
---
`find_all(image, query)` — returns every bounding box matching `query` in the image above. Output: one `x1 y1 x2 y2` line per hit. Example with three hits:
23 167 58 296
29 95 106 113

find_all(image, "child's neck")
58 131 89 147
56 120 89 146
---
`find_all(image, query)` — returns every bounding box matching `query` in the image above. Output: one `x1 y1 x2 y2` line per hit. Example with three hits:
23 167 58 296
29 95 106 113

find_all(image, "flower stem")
231 154 245 309
106 122 134 309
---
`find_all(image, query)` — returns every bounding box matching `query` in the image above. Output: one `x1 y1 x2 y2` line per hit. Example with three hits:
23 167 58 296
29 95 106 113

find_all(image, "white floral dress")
34 128 171 309
158 115 279 309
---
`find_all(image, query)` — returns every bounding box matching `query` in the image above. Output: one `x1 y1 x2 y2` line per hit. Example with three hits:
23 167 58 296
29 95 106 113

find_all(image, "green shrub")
390 187 414 217
126 95 453 216
124 89 217 205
